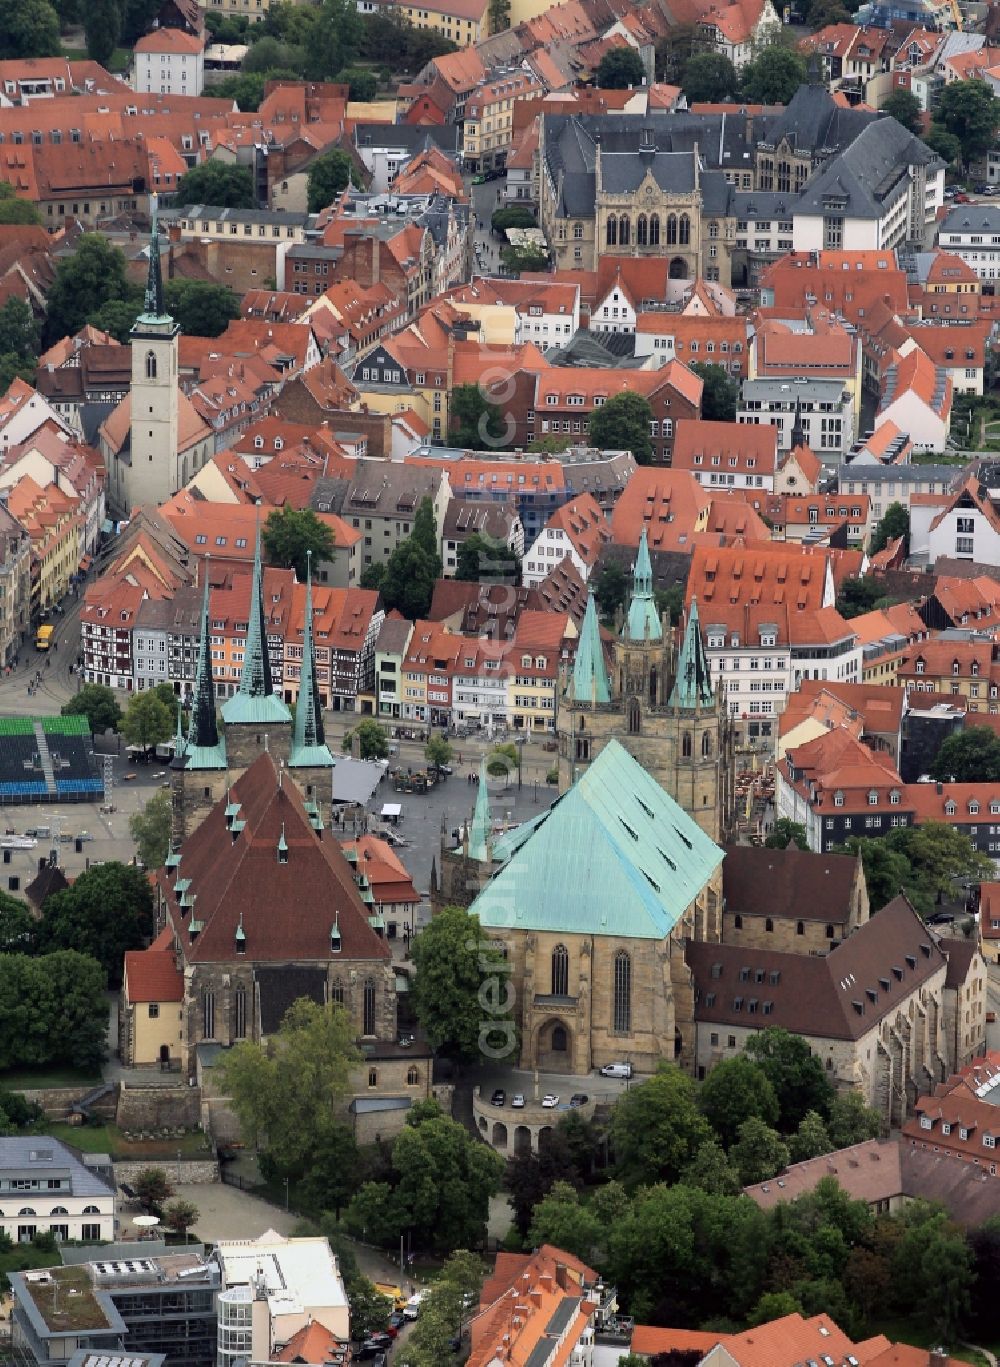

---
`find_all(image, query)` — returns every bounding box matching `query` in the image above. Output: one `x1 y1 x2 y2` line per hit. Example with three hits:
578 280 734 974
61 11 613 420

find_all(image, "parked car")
542 1094 560 1108
491 1088 506 1107
600 1062 633 1079
511 1093 525 1108
569 1093 588 1107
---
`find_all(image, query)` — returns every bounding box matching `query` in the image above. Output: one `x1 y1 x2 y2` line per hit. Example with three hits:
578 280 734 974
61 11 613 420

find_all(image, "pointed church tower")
467 757 493 863
790 395 806 453
667 597 732 844
170 557 227 843
568 592 610 707
669 598 714 709
290 552 334 776
125 194 181 512
623 528 662 644
222 519 292 770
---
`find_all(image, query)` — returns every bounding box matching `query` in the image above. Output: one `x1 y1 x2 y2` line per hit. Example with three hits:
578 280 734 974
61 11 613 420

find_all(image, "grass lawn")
868 1319 988 1366
44 1122 212 1161
0 1068 102 1091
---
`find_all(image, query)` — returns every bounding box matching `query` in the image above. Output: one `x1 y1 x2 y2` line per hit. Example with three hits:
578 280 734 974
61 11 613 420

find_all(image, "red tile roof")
672 418 777 477
124 948 183 1003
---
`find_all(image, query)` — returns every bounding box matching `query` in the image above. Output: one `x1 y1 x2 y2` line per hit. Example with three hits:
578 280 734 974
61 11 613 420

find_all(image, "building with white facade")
671 417 778 493
938 204 1000 282
838 463 960 544
875 347 952 453
738 378 855 456
923 479 1000 565
0 1138 114 1246
133 26 205 97
522 492 609 587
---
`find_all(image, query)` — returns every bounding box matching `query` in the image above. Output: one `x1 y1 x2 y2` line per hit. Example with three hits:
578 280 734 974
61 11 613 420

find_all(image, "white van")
599 1062 633 1079
403 1291 428 1320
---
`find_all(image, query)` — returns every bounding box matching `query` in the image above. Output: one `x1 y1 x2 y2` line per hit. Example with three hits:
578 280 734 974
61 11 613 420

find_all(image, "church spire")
239 517 273 699
669 597 715 709
623 528 662 642
569 591 610 705
142 193 166 321
791 394 805 451
192 558 220 750
290 552 333 768
468 757 492 862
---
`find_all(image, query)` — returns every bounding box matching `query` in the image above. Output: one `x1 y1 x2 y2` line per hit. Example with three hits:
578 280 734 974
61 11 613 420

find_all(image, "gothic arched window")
619 215 630 246
637 214 648 247
613 951 632 1033
666 214 677 245
702 731 712 757
679 213 691 245
628 697 640 735
649 214 660 245
363 977 376 1036
682 732 692 758
234 984 246 1039
145 350 157 380
606 217 617 246
551 943 569 997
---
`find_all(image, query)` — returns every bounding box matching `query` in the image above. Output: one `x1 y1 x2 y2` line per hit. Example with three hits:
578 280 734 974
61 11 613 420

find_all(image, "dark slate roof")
353 123 461 153
546 329 638 368
24 862 69 910
941 936 980 989
600 149 696 195
722 845 861 923
731 190 798 221
688 894 945 1040
941 204 1000 235
760 83 876 156
796 117 942 221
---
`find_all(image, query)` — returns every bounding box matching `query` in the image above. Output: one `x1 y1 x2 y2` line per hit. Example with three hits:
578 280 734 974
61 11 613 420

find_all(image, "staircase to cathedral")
33 722 57 797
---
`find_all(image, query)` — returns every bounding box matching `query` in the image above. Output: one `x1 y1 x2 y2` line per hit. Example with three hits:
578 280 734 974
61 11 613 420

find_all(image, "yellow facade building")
120 931 185 1068
395 0 491 47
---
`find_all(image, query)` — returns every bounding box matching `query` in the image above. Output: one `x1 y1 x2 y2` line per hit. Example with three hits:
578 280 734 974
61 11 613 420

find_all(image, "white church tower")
127 195 180 509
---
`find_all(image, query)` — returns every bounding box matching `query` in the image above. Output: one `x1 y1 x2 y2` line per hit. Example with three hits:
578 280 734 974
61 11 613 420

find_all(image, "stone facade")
722 855 870 954
114 1159 219 1185
116 1083 202 1132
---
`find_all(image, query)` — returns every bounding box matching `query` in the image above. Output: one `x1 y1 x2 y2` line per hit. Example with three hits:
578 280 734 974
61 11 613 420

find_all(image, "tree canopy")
500 243 549 276
744 1027 835 1133
129 789 172 872
491 205 537 232
869 501 908 556
0 297 40 393
741 46 807 104
263 506 336 581
449 383 511 450
699 1056 779 1150
841 822 990 918
588 390 654 465
455 532 520 584
411 905 517 1061
764 818 809 851
681 50 738 103
62 684 122 734
880 88 922 135
594 560 629 622
36 863 154 989
0 182 42 226
691 362 739 422
306 149 355 213
122 691 174 752
342 718 388 760
174 161 256 209
85 0 121 65
611 1064 712 1188
836 575 895 620
935 79 1000 167
597 46 646 89
45 236 133 346
931 726 1000 783
163 280 241 337
0 0 60 59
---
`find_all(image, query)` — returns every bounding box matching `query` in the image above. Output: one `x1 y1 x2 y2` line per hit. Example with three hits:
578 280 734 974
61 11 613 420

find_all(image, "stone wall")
117 1083 202 1131
114 1158 219 1186
19 1087 118 1120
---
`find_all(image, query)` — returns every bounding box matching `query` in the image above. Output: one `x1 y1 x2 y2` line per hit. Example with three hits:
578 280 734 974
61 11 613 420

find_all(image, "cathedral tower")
127 196 181 510
171 558 228 843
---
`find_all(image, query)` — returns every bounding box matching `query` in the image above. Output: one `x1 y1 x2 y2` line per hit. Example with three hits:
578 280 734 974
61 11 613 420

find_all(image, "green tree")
0 952 107 1071
455 532 519 584
744 1028 834 1133
790 1110 832 1163
84 0 121 66
0 0 60 59
45 235 132 345
129 789 172 872
892 1202 973 1341
398 1251 484 1366
37 863 154 988
0 1089 44 1132
690 361 739 422
0 297 40 388
700 1056 779 1150
880 88 922 135
88 296 141 344
449 383 509 449
888 821 991 914
869 501 909 555
346 1278 393 1339
391 1102 503 1252
122 691 173 752
597 46 646 89
836 575 891 619
611 1064 712 1188
411 496 441 570
741 46 807 104
242 36 307 75
500 244 549 276
162 1198 199 1240
212 71 269 111
0 895 35 954
217 998 360 1174
839 835 911 913
764 817 809 851
296 1122 360 1218
174 161 255 209
0 182 42 225
681 50 739 103
62 683 122 733
342 1181 398 1245
134 1167 173 1214
491 205 537 231
594 559 629 622
655 22 695 82
748 1290 802 1326
931 725 1000 783
307 0 363 81
730 1116 789 1185
120 0 164 43
336 66 377 99
827 1090 882 1147
487 742 519 782
425 734 453 773
360 8 457 67
411 905 516 1061
263 506 335 581
924 123 962 168
681 1137 743 1195
359 562 386 593
162 280 241 337
306 148 355 213
342 718 388 760
527 1181 602 1262
935 79 1000 168
380 540 437 618
588 390 654 465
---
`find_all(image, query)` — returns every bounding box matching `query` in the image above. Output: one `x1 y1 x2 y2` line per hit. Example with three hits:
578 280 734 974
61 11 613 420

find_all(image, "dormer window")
868 790 878 806
915 659 925 674
277 823 289 864
834 791 845 807
953 660 961 676
945 801 957 816
970 801 980 815
890 790 900 805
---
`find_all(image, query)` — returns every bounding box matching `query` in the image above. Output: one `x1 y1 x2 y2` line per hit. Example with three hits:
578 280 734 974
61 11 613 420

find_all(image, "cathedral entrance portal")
535 1017 573 1072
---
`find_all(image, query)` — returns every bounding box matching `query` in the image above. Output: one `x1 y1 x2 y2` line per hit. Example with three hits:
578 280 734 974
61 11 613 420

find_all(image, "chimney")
929 1353 949 1367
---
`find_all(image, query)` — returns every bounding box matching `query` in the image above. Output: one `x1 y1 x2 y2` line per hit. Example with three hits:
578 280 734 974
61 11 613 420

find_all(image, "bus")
35 624 54 651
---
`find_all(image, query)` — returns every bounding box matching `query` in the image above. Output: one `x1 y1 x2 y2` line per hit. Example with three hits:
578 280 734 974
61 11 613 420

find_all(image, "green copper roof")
623 528 662 642
185 559 227 770
567 591 610 705
472 739 723 939
222 518 291 726
291 552 333 769
133 194 173 328
669 597 715 709
468 757 492 862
